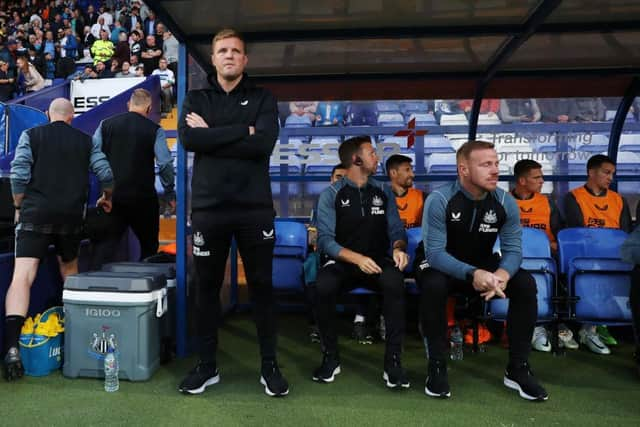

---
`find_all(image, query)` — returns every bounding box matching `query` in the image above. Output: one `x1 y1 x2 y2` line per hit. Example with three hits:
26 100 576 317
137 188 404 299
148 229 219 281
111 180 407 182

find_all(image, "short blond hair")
456 140 495 163
129 88 152 107
212 28 245 53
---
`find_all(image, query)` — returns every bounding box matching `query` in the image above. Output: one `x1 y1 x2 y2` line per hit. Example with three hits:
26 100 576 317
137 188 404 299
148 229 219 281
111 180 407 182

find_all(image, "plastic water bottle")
104 351 119 392
450 326 464 361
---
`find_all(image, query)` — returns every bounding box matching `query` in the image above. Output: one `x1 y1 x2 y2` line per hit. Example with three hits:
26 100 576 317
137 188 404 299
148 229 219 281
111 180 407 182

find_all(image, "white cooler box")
62 271 166 381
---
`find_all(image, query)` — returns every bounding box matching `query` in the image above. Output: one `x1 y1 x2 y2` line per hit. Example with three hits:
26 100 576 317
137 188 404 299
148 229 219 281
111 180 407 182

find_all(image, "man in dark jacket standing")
3 98 113 381
89 89 175 269
178 29 287 397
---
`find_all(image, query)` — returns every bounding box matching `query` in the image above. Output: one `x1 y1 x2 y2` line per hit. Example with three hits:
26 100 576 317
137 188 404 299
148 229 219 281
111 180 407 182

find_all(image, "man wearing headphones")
314 135 410 389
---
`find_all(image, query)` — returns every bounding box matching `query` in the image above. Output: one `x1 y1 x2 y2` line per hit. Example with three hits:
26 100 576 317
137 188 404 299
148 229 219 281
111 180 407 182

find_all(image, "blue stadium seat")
272 220 308 291
284 114 313 128
404 227 422 294
574 133 609 153
270 139 304 198
305 164 333 197
427 153 457 175
486 228 557 321
406 112 437 125
347 103 378 126
405 227 422 275
401 101 436 125
558 228 634 323
477 113 502 125
376 102 404 127
615 151 640 195
619 133 640 153
424 135 455 154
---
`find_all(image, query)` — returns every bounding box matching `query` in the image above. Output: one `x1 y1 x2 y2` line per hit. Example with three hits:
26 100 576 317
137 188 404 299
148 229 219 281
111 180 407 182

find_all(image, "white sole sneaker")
503 376 548 401
312 366 341 383
532 342 552 352
179 374 220 394
260 376 289 397
424 380 451 398
383 372 410 389
579 331 611 355
558 338 579 350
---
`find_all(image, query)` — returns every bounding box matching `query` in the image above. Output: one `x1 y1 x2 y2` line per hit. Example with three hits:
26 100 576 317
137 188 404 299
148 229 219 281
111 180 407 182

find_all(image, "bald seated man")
3 98 113 381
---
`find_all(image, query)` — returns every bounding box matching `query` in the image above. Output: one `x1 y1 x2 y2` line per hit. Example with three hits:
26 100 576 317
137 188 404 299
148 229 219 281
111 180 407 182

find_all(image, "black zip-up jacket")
317 177 406 266
179 74 279 211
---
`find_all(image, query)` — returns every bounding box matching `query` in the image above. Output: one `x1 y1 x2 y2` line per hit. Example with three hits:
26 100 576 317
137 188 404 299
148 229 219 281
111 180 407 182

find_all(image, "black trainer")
178 361 220 394
3 347 24 381
353 321 374 344
504 362 549 401
312 352 341 383
383 353 410 389
425 359 450 398
260 359 289 397
634 348 640 379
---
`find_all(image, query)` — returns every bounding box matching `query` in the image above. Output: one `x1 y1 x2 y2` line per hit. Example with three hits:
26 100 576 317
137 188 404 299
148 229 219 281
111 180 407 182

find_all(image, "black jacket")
21 122 93 226
179 74 279 212
100 112 160 203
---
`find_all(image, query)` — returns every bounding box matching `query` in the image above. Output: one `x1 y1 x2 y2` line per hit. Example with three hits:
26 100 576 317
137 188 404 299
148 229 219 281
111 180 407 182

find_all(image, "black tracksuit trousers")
191 208 277 363
418 266 537 364
315 259 405 359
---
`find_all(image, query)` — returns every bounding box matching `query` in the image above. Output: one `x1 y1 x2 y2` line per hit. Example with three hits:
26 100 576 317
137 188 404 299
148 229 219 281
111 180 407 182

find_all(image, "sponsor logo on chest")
371 195 385 215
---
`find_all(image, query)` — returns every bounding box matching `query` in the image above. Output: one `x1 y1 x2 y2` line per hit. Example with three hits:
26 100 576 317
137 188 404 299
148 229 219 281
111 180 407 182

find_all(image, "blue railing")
7 81 71 112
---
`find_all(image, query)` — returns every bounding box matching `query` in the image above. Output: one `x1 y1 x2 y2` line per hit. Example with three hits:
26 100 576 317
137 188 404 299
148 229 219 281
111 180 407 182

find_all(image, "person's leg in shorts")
3 230 74 381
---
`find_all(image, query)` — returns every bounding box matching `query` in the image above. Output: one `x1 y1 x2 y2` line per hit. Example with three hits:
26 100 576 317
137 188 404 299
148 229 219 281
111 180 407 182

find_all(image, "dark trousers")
191 208 277 363
630 266 640 348
418 267 537 364
89 198 159 269
315 259 405 358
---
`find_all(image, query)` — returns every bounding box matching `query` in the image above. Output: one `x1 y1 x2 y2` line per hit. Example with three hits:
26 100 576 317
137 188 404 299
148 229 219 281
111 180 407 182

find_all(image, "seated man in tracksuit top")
564 154 632 354
314 135 410 389
419 141 547 401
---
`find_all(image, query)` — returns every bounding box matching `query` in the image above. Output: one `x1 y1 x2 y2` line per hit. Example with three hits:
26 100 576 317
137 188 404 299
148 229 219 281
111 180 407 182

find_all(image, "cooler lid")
101 262 176 279
64 271 165 292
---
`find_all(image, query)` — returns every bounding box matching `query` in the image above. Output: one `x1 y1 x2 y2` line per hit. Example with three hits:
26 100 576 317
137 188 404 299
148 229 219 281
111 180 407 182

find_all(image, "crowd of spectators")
0 0 177 113
281 98 640 129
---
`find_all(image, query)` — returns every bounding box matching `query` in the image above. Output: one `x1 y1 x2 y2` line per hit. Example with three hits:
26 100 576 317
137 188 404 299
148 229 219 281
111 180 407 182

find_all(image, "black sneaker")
312 353 341 383
260 360 289 397
3 347 24 381
353 321 373 344
383 353 410 389
633 348 640 379
309 325 321 344
178 361 220 394
504 362 549 401
425 359 450 398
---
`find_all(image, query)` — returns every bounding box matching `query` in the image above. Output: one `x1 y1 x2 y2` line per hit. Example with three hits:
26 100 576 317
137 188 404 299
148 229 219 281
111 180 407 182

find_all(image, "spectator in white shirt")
151 58 174 115
91 17 110 40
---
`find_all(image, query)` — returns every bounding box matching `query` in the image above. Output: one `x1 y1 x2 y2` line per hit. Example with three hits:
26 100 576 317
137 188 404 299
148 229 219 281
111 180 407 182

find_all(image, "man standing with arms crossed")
4 99 113 380
178 29 287 397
